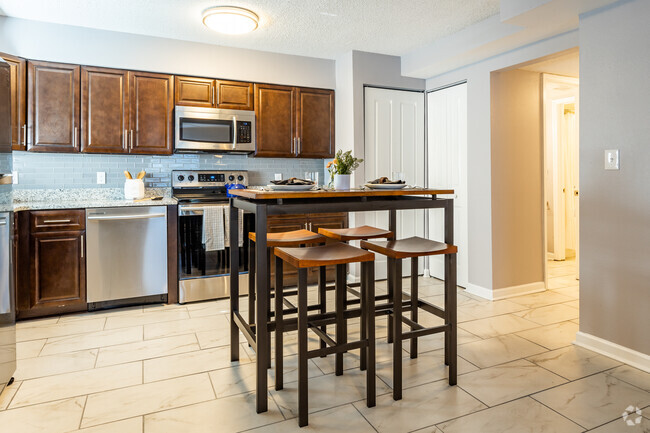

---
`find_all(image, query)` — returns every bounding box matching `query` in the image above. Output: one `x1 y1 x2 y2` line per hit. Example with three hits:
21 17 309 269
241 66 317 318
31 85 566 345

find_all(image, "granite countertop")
11 188 177 211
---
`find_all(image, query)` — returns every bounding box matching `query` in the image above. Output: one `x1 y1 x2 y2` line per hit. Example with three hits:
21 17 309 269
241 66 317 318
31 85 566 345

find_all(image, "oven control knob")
237 175 244 181
177 175 184 181
228 175 235 181
188 175 195 182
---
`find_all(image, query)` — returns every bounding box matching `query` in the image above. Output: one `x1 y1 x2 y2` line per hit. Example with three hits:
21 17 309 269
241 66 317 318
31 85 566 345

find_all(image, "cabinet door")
81 67 129 154
267 214 308 288
128 71 174 155
254 83 295 157
27 60 80 153
308 213 348 281
29 230 86 315
296 88 335 158
0 53 26 150
216 80 253 110
175 76 215 108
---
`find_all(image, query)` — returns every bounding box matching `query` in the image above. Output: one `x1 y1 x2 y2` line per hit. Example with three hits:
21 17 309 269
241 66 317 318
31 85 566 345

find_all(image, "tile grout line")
77 395 89 430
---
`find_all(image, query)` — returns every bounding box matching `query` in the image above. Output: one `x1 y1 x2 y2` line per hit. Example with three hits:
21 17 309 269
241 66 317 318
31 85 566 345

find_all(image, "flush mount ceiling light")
202 6 259 35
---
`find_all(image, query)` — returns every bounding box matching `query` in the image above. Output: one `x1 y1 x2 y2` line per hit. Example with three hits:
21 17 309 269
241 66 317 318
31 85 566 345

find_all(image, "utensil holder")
124 179 145 200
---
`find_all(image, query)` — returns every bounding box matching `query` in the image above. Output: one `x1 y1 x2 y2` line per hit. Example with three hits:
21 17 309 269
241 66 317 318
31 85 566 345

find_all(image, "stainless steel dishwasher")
86 206 168 310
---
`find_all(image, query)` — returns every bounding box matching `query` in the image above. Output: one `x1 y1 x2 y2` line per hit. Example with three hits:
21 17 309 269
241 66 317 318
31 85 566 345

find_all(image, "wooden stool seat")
275 242 375 268
249 229 326 247
361 236 457 259
318 225 393 241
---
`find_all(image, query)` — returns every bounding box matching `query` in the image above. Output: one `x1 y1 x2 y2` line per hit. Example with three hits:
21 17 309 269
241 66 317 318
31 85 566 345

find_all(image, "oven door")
178 203 252 303
175 106 255 153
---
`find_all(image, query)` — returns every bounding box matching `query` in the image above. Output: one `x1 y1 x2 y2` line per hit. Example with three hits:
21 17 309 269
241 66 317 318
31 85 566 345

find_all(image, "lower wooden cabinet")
16 210 87 319
267 213 347 288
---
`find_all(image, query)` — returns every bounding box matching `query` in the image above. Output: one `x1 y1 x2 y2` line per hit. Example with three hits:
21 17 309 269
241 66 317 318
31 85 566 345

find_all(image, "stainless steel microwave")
174 106 255 154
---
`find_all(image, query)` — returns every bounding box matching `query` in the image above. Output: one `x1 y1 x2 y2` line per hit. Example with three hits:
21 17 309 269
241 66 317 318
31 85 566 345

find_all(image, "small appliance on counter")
172 170 252 303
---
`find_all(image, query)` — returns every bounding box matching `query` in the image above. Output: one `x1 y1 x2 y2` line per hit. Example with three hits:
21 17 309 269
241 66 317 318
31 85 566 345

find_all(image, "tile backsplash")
12 152 326 189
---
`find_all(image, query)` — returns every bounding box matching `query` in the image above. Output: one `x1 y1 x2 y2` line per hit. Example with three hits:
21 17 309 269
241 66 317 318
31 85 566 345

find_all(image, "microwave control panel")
237 121 252 143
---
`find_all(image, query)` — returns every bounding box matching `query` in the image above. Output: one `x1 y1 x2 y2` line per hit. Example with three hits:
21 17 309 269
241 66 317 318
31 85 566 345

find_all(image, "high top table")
228 187 455 413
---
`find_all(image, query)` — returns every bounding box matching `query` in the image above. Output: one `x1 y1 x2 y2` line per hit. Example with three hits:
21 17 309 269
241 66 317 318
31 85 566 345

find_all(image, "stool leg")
267 247 272 369
387 258 394 344
248 238 255 327
297 268 309 427
318 265 327 355
392 257 403 401
359 262 367 371
335 263 346 376
364 261 376 407
274 257 284 390
445 253 458 386
410 257 418 359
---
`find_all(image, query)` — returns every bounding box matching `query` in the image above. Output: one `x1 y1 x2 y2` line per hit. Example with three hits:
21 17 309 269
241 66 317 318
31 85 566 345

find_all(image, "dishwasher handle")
87 213 166 221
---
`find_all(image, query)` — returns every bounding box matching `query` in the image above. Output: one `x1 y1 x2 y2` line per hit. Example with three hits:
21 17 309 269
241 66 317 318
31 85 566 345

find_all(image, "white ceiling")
0 0 499 60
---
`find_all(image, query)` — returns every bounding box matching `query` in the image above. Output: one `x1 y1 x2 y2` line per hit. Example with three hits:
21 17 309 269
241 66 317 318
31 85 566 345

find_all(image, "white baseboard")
465 281 545 301
574 332 650 373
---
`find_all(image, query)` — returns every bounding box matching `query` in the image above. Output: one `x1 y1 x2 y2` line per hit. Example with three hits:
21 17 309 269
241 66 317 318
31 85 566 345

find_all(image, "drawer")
31 209 86 232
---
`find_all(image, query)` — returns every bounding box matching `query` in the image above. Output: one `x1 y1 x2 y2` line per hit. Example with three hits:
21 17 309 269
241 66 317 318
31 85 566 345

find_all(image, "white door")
427 83 468 288
362 87 425 279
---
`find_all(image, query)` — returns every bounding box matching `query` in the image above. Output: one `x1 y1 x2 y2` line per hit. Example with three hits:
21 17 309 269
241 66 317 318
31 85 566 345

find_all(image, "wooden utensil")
133 196 163 202
136 170 146 180
124 170 133 179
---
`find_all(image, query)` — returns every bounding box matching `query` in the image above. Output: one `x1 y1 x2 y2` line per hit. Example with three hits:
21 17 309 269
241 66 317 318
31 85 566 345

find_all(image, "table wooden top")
230 187 454 200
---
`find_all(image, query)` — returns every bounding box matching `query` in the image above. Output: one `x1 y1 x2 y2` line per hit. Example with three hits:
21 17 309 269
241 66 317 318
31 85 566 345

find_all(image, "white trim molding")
465 281 545 301
574 332 650 373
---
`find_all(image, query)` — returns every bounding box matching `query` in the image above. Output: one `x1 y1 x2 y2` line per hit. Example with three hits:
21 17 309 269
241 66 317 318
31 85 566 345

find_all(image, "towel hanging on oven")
224 208 244 248
202 206 225 251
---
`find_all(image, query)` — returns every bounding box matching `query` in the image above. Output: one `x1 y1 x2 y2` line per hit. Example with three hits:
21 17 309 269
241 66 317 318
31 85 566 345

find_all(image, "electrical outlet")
96 172 106 184
12 170 18 184
604 149 619 170
274 173 283 181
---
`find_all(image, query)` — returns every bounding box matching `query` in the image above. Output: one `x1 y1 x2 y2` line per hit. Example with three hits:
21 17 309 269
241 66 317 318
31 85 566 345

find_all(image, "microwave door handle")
232 116 237 149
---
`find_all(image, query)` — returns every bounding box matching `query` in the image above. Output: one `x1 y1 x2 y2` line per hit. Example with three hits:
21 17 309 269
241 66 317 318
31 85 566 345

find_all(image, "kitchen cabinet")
81 66 129 153
0 52 27 151
15 210 87 319
129 71 174 155
254 84 334 158
267 212 347 288
27 60 80 153
175 76 254 110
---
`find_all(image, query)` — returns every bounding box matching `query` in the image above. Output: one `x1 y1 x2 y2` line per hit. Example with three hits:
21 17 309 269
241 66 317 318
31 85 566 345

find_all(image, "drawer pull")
43 219 72 224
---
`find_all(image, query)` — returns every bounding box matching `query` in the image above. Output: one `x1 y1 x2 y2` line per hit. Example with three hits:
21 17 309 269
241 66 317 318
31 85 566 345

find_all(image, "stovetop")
172 170 248 203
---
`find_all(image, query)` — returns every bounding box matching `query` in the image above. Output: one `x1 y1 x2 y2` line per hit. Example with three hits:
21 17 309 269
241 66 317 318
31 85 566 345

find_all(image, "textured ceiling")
0 0 499 59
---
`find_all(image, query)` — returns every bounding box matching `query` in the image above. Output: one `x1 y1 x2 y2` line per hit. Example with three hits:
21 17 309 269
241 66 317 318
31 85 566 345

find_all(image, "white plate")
364 183 407 189
267 184 316 191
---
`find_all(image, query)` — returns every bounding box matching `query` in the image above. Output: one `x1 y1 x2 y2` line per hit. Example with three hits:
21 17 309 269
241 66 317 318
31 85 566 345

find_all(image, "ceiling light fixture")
202 6 259 35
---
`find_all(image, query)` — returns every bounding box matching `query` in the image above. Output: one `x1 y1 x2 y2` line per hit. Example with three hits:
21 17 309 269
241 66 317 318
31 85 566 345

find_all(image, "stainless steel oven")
175 106 255 154
173 170 252 303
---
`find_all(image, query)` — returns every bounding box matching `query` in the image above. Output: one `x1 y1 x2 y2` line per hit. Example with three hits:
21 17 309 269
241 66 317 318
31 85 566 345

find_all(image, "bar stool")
360 236 458 400
318 225 393 370
274 242 376 427
248 229 327 365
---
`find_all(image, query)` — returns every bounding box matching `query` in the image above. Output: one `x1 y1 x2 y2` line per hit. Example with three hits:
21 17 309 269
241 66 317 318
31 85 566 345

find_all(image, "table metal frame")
229 193 455 413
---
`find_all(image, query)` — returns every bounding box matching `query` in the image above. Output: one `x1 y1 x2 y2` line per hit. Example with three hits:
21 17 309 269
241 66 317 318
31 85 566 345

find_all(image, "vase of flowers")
326 150 363 190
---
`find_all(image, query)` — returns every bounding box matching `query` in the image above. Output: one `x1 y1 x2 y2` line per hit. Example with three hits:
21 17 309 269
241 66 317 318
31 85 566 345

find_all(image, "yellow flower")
326 160 334 168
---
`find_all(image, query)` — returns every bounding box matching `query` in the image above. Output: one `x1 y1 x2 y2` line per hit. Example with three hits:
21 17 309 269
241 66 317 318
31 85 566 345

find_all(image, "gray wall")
0 16 335 89
11 152 324 189
579 0 650 355
490 69 545 289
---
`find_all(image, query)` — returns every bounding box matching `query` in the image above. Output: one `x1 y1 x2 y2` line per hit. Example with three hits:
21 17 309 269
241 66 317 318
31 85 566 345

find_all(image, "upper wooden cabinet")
0 53 27 151
254 83 296 157
255 84 334 158
129 71 174 155
296 87 335 158
81 67 129 154
27 60 80 153
175 76 254 110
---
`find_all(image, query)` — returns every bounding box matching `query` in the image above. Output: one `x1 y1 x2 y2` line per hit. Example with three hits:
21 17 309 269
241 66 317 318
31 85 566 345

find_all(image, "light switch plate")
274 173 283 181
96 172 106 184
604 149 619 170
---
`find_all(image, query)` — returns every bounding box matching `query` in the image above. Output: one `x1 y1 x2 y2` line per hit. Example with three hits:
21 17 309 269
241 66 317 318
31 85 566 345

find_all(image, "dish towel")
202 206 225 251
224 208 244 248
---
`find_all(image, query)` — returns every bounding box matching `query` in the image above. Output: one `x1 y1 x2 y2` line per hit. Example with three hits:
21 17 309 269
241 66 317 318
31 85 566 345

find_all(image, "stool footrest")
401 324 449 340
346 287 362 298
233 311 257 350
417 299 446 320
400 315 424 331
308 340 368 359
309 325 337 348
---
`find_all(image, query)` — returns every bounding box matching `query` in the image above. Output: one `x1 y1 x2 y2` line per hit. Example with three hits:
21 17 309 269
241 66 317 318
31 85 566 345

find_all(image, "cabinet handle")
130 130 134 150
298 138 302 154
309 222 312 231
43 219 71 224
304 222 308 230
73 126 78 148
124 130 127 149
22 124 27 145
81 234 84 258
212 86 215 106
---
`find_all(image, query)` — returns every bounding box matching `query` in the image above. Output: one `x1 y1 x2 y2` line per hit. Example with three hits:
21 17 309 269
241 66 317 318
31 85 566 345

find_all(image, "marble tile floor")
1 259 649 432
